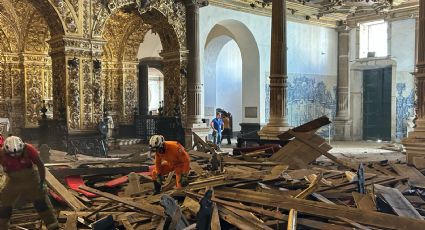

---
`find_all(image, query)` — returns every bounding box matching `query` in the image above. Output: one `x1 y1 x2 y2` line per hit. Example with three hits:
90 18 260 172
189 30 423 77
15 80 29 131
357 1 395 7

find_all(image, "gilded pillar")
121 61 139 124
403 0 425 167
334 25 352 140
258 0 291 140
49 36 105 132
160 50 185 117
0 54 23 134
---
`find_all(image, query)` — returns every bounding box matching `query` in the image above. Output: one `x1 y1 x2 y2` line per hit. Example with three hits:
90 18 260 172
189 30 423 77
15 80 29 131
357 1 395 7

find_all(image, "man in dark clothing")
210 112 224 146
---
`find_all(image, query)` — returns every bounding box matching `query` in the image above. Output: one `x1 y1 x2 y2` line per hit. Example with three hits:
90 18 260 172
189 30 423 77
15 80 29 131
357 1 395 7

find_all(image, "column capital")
335 25 351 33
185 0 209 8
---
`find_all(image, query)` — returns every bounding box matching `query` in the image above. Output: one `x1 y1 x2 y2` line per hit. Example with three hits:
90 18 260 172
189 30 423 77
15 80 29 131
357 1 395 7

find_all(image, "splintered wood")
8 116 425 230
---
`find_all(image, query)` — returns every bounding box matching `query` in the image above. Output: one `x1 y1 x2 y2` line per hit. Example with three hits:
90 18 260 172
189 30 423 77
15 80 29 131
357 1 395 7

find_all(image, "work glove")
156 174 164 185
180 174 189 187
153 174 164 194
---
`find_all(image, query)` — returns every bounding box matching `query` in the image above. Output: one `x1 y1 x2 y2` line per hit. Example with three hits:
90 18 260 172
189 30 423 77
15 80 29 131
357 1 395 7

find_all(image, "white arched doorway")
203 20 260 132
137 30 164 115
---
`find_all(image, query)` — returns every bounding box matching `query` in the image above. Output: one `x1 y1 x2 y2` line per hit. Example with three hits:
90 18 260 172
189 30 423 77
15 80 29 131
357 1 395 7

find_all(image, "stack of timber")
7 116 425 230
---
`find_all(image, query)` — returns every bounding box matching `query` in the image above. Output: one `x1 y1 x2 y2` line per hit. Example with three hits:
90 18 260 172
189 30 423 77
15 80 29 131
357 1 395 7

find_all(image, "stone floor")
47 138 406 164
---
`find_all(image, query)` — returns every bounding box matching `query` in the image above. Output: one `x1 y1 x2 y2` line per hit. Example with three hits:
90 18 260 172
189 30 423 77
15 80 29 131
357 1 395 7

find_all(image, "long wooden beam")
213 187 425 230
79 185 164 217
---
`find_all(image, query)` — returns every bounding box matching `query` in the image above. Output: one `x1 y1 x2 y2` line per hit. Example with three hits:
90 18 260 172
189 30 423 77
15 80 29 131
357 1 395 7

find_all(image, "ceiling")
211 0 419 27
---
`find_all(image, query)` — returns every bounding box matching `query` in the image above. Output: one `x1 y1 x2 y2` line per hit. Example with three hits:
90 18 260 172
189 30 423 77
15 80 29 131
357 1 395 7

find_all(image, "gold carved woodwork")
1 0 187 132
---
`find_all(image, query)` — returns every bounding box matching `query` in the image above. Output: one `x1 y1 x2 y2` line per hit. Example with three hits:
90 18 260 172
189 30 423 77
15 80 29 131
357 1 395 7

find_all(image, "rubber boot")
34 198 59 230
153 181 162 194
39 210 59 230
0 206 12 230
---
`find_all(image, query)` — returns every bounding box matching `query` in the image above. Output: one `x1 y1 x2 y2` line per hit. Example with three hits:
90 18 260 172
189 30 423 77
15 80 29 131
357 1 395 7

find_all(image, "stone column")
334 25 352 140
403 0 425 167
138 63 149 116
183 0 210 147
258 0 291 140
185 0 205 126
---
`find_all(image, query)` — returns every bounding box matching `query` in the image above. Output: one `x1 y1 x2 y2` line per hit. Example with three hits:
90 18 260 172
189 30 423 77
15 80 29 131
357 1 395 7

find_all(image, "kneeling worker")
150 135 190 193
0 136 59 229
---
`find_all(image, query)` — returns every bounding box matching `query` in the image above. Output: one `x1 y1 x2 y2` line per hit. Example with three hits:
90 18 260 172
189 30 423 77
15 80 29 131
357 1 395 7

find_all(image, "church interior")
1 0 425 229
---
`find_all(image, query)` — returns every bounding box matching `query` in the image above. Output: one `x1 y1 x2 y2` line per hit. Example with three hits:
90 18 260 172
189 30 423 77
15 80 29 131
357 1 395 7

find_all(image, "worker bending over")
150 135 190 193
0 136 59 229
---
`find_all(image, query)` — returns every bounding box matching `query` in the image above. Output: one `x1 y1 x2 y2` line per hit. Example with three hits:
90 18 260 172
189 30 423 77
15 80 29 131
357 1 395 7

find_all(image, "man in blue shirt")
210 112 224 146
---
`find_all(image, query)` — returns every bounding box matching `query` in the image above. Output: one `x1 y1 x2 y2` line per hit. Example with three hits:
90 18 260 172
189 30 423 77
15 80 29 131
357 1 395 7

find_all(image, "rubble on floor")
6 116 425 230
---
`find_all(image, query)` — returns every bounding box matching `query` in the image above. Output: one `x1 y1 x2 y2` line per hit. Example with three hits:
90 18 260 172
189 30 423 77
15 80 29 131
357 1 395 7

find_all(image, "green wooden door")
363 67 391 140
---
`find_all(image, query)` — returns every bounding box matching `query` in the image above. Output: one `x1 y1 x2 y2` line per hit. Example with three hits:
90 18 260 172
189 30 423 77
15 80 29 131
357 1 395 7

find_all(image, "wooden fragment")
218 205 265 230
287 130 356 170
225 205 273 230
374 184 424 220
211 203 221 230
189 162 204 175
336 216 372 230
392 164 425 188
352 192 376 211
45 168 87 211
64 213 77 230
50 165 150 177
186 191 352 230
270 133 329 169
288 174 322 230
121 218 135 230
278 115 331 140
213 187 425 230
79 185 164 217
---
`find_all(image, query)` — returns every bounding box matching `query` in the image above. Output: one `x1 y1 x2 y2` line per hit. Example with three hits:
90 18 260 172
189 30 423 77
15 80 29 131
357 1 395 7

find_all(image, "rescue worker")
0 136 59 229
150 135 190 193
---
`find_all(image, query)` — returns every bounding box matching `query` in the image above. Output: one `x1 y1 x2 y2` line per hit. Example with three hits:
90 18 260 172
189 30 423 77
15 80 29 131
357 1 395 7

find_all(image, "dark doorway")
363 67 392 140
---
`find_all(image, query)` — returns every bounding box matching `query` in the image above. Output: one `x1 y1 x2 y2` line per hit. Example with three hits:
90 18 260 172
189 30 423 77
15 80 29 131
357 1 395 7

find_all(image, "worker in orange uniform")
149 135 190 193
0 136 59 230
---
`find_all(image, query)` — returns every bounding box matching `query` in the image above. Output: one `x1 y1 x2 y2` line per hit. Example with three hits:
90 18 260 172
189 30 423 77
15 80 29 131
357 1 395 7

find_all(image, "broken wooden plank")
45 168 87 211
278 115 331 140
374 184 424 220
211 203 221 230
50 166 150 177
64 213 77 230
352 192 376 211
270 132 329 169
79 185 164 217
121 218 135 230
213 187 425 230
186 191 351 230
336 216 372 230
287 129 356 170
392 164 425 189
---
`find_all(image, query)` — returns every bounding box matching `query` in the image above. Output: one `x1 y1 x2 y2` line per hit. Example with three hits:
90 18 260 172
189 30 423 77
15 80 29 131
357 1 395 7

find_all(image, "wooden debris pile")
8 116 425 230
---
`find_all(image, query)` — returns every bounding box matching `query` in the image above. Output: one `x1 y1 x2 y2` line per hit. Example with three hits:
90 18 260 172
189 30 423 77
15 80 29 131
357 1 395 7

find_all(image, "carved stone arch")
39 0 76 34
93 0 186 50
121 22 151 62
22 9 50 53
0 14 19 53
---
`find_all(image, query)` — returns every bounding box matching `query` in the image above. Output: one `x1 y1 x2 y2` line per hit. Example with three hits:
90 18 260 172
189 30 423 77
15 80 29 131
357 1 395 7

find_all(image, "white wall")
200 5 268 126
200 5 338 131
137 30 162 59
390 19 416 140
348 18 416 141
148 68 164 113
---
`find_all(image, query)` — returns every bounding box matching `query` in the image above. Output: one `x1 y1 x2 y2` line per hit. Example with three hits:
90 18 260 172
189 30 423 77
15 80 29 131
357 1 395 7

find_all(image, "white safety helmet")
3 136 24 157
149 135 165 152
